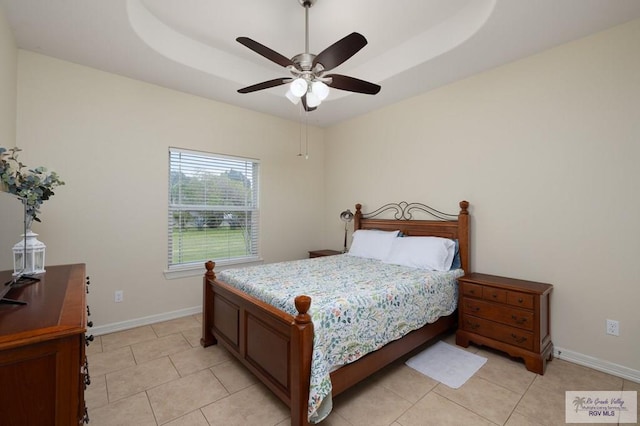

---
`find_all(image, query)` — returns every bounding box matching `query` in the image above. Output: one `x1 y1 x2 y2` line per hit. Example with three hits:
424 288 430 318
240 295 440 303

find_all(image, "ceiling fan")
236 0 381 112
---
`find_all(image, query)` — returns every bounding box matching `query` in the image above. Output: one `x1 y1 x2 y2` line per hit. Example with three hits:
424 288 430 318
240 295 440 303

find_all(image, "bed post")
200 261 217 347
353 203 363 231
290 295 314 426
458 201 470 273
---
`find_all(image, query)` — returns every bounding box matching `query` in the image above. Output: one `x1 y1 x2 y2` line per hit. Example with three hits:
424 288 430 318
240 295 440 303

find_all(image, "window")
168 148 260 270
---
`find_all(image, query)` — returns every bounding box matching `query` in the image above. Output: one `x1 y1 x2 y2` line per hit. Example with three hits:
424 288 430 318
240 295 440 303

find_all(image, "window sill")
163 258 264 280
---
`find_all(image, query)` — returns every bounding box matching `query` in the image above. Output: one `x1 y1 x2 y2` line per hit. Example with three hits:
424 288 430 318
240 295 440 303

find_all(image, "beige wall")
0 6 21 271
15 51 325 327
0 6 16 149
325 20 640 371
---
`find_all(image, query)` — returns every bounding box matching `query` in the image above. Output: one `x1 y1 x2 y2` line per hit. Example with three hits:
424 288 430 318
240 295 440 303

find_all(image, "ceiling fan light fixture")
306 91 321 108
286 89 300 104
311 80 329 100
290 78 308 97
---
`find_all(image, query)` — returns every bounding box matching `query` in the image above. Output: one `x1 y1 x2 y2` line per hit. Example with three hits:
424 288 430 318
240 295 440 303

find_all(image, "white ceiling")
2 0 640 127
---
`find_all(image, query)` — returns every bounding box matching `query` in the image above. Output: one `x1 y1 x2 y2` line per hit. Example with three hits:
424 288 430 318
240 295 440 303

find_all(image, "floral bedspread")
218 254 463 423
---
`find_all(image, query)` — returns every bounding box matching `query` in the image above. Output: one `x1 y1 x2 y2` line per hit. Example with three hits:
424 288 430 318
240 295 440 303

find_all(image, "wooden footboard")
201 261 314 425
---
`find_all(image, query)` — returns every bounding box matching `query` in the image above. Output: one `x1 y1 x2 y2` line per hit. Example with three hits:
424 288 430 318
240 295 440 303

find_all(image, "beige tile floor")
85 316 639 426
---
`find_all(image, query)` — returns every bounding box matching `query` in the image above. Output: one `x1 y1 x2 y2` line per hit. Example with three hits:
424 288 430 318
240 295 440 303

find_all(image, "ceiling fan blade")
237 37 296 69
327 74 381 95
313 32 367 72
301 95 317 112
238 78 289 94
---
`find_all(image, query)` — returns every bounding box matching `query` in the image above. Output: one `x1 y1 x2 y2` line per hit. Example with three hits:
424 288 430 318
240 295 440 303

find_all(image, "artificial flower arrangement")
0 146 65 224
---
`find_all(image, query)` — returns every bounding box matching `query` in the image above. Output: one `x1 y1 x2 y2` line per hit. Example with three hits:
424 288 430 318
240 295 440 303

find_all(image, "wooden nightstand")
308 249 342 258
456 272 553 374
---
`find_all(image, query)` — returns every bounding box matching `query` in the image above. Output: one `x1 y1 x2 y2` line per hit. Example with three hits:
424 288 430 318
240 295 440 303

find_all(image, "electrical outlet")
606 319 619 336
115 290 123 303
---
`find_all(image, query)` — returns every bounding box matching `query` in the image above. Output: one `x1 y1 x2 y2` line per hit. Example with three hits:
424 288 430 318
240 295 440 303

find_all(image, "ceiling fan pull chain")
305 109 309 160
298 103 303 157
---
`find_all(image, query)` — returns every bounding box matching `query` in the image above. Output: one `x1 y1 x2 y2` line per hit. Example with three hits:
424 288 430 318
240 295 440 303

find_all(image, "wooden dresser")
456 272 553 374
0 264 90 424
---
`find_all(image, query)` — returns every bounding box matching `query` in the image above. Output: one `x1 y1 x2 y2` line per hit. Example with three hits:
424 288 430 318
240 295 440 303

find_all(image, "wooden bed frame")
201 201 470 425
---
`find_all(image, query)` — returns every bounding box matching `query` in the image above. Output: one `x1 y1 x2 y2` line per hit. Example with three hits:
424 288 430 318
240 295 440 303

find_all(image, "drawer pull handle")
467 305 480 312
469 289 476 295
511 315 527 325
82 360 92 387
510 333 527 344
518 298 524 303
492 294 498 298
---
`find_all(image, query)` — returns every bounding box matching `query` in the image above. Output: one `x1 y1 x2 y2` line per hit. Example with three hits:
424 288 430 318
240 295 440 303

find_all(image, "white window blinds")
168 148 260 268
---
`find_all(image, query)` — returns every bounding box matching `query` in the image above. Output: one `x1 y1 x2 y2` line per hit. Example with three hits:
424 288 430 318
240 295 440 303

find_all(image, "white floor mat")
405 341 487 388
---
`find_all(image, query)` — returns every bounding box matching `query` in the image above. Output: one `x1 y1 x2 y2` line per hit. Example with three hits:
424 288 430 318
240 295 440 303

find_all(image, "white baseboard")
90 306 202 336
554 346 640 384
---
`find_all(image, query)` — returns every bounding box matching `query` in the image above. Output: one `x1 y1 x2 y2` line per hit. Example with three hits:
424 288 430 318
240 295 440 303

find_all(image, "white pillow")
347 229 400 260
383 236 456 271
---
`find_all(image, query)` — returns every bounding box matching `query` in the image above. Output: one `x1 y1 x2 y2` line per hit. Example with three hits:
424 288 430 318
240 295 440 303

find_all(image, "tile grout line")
143 388 160 426
431 384 502 425
502 372 542 426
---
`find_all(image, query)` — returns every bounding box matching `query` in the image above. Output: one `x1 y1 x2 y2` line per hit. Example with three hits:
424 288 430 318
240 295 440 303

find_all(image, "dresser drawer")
507 291 534 309
482 286 506 303
461 298 534 331
460 282 483 298
461 315 534 351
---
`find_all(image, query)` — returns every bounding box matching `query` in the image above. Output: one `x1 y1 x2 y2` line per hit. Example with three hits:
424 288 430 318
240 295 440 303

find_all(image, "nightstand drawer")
507 291 534 309
462 315 534 351
460 282 483 298
462 298 534 331
482 287 506 303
